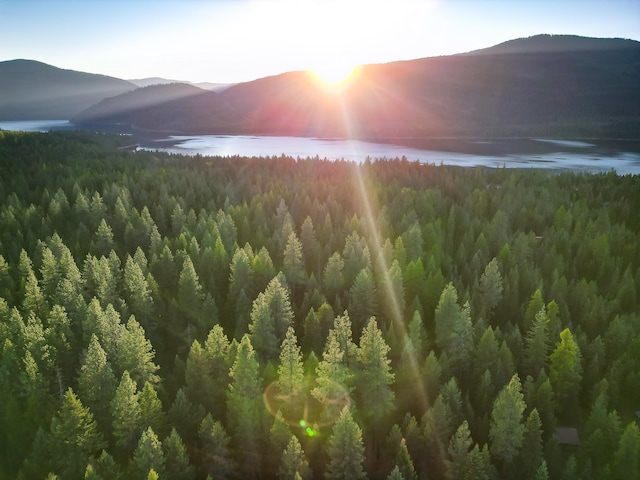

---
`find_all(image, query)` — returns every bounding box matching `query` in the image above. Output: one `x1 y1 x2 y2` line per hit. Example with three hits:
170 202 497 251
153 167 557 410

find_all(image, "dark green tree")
198 413 233 479
163 428 195 480
49 388 106 479
278 434 312 480
325 407 367 480
129 427 165 480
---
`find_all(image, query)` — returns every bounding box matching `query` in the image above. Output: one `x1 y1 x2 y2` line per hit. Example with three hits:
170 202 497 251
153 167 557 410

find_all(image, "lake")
2 120 640 175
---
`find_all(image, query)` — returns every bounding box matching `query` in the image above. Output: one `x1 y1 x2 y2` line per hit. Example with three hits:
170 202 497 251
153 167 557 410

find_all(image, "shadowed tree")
278 435 312 480
129 427 165 480
474 257 503 319
249 276 294 362
49 388 106 479
226 335 263 477
163 428 195 480
167 388 205 447
348 268 377 336
78 335 116 435
524 308 550 378
448 420 473 480
434 283 473 377
312 334 353 423
325 407 367 480
612 421 640 480
198 413 233 480
323 252 345 304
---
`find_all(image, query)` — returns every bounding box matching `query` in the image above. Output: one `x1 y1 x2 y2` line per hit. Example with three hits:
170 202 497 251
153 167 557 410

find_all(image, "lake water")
2 120 639 175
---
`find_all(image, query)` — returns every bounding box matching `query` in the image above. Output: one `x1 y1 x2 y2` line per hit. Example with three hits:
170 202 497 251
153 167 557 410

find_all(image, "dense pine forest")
0 130 639 480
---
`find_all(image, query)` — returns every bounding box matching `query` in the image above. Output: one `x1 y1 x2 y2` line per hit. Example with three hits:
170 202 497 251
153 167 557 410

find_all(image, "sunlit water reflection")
2 121 639 175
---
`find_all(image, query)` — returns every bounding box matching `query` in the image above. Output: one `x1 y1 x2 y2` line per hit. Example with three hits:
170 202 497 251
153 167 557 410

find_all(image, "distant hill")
73 35 640 140
466 34 640 55
72 83 236 133
128 77 233 92
0 60 135 120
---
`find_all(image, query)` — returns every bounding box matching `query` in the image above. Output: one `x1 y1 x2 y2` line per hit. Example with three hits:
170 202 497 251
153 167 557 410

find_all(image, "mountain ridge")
0 59 135 120
4 35 640 140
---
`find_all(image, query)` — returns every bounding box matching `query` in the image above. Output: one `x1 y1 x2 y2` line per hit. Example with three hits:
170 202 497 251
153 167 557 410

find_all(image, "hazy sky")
1 0 638 83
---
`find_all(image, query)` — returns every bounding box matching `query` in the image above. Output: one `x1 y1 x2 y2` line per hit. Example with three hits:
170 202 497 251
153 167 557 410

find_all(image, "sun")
310 64 359 88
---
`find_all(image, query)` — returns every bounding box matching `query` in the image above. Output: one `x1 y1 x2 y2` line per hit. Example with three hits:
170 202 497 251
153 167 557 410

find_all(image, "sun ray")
337 94 431 413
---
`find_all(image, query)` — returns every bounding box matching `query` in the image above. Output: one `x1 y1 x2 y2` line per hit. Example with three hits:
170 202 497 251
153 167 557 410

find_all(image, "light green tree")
490 374 526 466
549 328 582 405
277 326 305 410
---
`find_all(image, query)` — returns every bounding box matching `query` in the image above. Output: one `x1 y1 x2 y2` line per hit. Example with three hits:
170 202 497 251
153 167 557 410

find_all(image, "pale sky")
1 0 638 83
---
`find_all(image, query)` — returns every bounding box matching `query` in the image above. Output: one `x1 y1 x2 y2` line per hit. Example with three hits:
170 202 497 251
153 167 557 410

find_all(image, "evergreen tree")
325 407 367 480
277 326 305 411
163 428 195 480
111 371 141 452
386 466 404 480
326 311 358 368
249 276 294 361
348 268 377 336
612 421 640 480
93 219 115 257
490 374 526 467
434 283 474 376
312 334 353 423
49 388 106 479
394 438 416 480
283 231 305 286
198 413 233 480
78 335 116 434
138 381 165 436
549 328 582 406
167 388 205 446
269 410 293 468
116 316 160 388
356 318 395 425
524 308 550 378
518 409 544 479
475 257 503 318
226 335 263 476
278 435 312 480
130 427 165 480
176 256 206 327
448 420 473 480
123 256 155 331
323 252 345 302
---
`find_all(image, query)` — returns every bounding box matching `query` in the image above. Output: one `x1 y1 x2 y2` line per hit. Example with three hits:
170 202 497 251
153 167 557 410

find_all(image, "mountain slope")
0 60 135 120
73 35 640 139
72 83 235 133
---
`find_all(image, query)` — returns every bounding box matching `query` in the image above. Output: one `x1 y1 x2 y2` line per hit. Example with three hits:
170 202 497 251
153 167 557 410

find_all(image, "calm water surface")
2 121 639 175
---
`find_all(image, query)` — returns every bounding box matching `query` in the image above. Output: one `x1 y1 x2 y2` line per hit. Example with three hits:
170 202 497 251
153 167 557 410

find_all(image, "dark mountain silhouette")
72 83 235 133
128 77 233 92
466 34 640 55
73 34 640 140
0 59 135 120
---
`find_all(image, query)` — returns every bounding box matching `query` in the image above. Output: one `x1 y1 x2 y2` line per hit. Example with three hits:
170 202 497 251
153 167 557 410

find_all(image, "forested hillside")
0 131 639 479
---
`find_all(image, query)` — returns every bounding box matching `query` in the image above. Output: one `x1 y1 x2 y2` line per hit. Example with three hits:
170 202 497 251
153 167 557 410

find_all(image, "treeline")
0 130 639 479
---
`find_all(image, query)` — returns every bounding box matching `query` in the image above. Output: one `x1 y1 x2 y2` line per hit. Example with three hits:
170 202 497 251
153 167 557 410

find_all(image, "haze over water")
2 121 639 175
